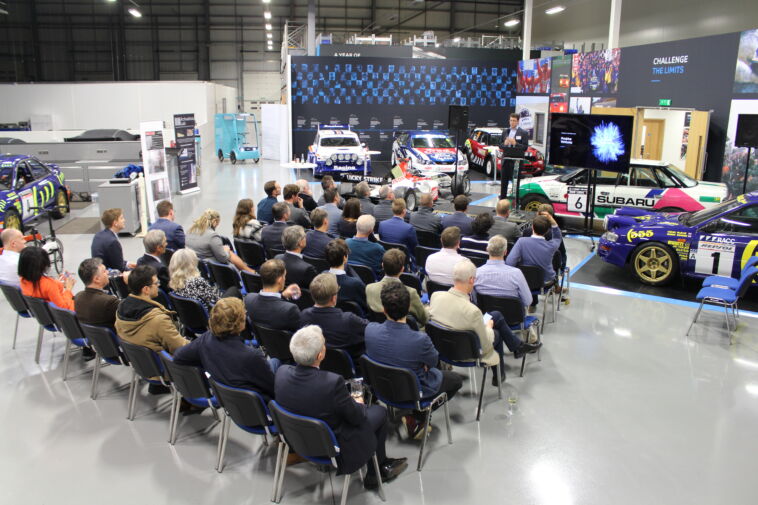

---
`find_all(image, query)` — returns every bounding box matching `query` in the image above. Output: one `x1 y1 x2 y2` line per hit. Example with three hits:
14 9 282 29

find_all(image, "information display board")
173 113 199 194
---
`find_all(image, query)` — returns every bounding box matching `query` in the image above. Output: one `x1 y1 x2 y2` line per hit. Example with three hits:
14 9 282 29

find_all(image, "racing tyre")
452 173 471 196
485 157 496 177
51 188 69 219
254 157 260 164
230 152 237 165
404 189 418 212
217 149 224 162
521 194 551 212
3 208 22 231
630 242 679 286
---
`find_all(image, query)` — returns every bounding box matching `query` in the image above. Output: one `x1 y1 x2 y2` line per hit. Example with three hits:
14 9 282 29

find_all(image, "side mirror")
361 142 366 148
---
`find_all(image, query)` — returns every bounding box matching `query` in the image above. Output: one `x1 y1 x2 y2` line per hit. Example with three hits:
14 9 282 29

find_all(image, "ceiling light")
504 19 520 27
128 7 142 17
265 23 272 30
545 6 565 15
266 32 272 39
106 0 117 3
262 0 270 3
453 37 460 43
264 11 272 19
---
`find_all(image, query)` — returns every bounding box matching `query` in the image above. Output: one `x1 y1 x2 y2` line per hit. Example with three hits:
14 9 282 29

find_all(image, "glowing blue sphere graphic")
591 121 626 163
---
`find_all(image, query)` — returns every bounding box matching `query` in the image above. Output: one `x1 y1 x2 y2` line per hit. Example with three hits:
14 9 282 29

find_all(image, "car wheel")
452 173 470 196
217 149 224 162
631 242 679 286
404 189 418 212
658 207 685 213
521 194 551 212
254 157 260 164
230 152 237 165
51 188 69 219
485 157 496 177
4 208 22 231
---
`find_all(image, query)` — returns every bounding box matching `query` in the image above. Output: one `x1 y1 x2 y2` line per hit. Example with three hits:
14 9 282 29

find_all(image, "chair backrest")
241 270 263 294
349 263 377 285
210 378 273 431
460 249 488 267
736 266 758 297
119 339 165 381
320 348 355 379
234 238 266 269
303 255 329 273
426 279 453 297
162 248 175 266
268 400 339 465
399 272 422 295
416 230 441 248
160 353 212 400
337 299 363 317
168 292 210 333
517 265 545 291
80 323 126 363
253 323 294 362
476 292 525 327
48 304 87 345
743 256 758 272
0 281 30 315
359 354 421 406
197 260 213 282
425 320 481 363
154 288 173 310
378 240 410 257
266 245 285 259
294 288 314 311
205 259 242 292
415 245 440 272
109 276 130 299
23 295 58 328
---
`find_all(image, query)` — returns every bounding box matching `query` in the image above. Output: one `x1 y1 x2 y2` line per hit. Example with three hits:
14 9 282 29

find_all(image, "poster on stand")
140 120 171 223
173 113 200 194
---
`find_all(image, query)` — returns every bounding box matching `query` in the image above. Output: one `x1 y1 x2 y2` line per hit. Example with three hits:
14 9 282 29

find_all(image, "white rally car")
517 160 728 219
307 125 372 176
391 130 468 175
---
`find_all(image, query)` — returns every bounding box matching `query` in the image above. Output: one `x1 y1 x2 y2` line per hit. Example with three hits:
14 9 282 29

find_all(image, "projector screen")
548 113 634 172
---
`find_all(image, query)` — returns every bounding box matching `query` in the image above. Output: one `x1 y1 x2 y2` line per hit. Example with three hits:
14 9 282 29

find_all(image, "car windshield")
0 165 13 189
320 137 359 147
557 168 585 182
664 164 697 188
683 198 742 226
412 136 454 148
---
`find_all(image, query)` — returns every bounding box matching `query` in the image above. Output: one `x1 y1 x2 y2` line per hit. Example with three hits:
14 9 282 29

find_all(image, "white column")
522 0 533 61
608 0 622 49
307 0 316 56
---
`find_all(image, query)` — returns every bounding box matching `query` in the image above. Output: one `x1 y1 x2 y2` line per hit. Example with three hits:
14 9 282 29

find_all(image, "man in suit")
378 198 418 259
355 181 375 216
149 200 185 250
318 188 342 235
316 175 344 209
244 259 301 333
409 193 442 234
364 282 462 439
440 195 473 236
302 208 333 259
275 325 407 488
91 208 137 272
325 238 368 315
499 113 529 200
346 215 385 276
74 257 121 361
136 229 170 292
488 199 522 245
257 180 281 224
283 183 312 228
296 179 318 212
275 225 318 289
260 202 290 255
372 185 395 224
366 249 427 326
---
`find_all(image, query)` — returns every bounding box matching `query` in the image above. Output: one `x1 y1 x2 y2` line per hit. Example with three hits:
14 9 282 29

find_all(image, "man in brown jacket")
74 258 121 361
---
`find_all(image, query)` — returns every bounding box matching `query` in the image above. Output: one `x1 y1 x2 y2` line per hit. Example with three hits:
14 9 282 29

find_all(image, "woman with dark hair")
460 212 494 253
337 198 362 238
19 246 75 310
232 198 264 241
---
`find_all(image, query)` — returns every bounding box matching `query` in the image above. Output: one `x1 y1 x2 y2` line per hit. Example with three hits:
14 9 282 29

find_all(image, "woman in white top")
232 198 264 242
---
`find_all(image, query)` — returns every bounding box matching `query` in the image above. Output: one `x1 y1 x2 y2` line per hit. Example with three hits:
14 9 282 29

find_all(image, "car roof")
405 130 449 137
0 154 29 163
629 159 669 167
318 129 358 137
474 127 504 134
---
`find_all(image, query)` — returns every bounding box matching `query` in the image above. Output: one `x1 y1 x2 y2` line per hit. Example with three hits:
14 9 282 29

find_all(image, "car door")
14 161 38 220
613 165 659 210
592 170 623 214
27 158 55 209
689 203 758 278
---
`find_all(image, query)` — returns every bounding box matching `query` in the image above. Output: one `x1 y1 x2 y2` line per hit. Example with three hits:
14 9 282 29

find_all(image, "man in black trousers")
499 113 529 200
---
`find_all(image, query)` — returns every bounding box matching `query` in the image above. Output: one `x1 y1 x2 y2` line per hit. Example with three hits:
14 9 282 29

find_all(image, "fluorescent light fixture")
453 37 460 43
262 0 270 3
504 19 520 27
545 5 565 14
265 23 272 30
106 0 117 3
264 11 271 19
128 7 142 17
266 32 273 39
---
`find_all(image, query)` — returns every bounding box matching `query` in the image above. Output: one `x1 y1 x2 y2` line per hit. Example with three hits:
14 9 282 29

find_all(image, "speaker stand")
742 146 753 196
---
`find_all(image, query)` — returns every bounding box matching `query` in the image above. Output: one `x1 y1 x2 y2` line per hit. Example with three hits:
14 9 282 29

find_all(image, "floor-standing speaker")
448 105 469 132
735 114 758 148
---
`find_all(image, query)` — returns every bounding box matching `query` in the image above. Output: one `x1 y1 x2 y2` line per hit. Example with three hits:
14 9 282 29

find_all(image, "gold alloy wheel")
633 244 674 284
524 200 544 212
57 190 68 216
5 212 21 230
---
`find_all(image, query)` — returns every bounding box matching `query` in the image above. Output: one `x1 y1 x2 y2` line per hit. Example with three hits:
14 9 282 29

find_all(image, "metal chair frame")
80 323 129 400
0 281 33 350
118 339 170 421
22 294 60 364
48 303 91 381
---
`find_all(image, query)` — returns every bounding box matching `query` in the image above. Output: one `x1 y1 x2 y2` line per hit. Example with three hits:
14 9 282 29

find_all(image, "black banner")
173 113 198 192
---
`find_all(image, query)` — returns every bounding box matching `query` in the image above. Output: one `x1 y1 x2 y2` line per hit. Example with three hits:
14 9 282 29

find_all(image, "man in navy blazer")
325 238 368 315
275 225 318 289
91 208 136 272
377 198 418 259
257 180 281 224
244 259 301 333
275 325 407 486
148 200 185 250
136 229 170 292
260 202 290 255
441 195 473 236
302 209 333 259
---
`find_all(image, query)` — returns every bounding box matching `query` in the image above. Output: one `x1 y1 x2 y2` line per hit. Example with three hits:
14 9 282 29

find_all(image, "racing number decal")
694 238 735 276
20 191 34 219
742 240 758 270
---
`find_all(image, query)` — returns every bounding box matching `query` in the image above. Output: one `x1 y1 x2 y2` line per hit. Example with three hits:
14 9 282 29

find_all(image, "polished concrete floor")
1 158 757 505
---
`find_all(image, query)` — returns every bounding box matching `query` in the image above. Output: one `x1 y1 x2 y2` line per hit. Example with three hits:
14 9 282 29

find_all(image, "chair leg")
496 365 503 399
209 400 220 421
417 408 432 471
62 339 72 381
127 370 139 420
12 313 19 349
476 366 487 422
686 299 705 336
169 388 181 445
216 412 231 473
90 355 102 399
371 453 386 502
274 443 290 503
723 303 732 334
339 473 352 505
520 353 527 378
271 441 284 503
442 395 452 445
34 326 44 364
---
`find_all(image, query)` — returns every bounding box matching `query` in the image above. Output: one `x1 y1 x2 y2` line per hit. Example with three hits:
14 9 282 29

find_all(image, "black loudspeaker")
735 114 758 148
448 105 469 132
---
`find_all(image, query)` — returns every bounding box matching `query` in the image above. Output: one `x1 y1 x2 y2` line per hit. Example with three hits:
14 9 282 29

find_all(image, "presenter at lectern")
499 113 529 200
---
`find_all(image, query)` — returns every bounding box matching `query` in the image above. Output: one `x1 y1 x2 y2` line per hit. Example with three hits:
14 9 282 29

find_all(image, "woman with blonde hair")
232 198 264 241
185 208 254 273
169 248 220 311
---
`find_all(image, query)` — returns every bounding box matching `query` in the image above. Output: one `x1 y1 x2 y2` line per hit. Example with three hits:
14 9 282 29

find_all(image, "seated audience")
232 198 264 242
91 208 137 271
347 215 385 276
0 228 25 287
378 198 418 257
257 180 280 224
326 238 368 315
489 199 521 245
337 198 361 238
283 183 311 228
169 248 220 312
186 209 254 273
316 175 342 208
174 298 275 401
260 202 290 254
137 229 170 292
302 208 333 259
275 325 407 487
149 200 185 250
74 258 121 329
244 259 301 332
460 212 494 253
19 246 75 310
372 185 395 224
296 179 318 212
365 282 462 438
275 226 318 288
425 226 466 285
522 204 567 272
366 249 427 326
409 193 442 234
441 195 473 236
355 181 375 216
474 235 533 308
506 212 562 283
318 188 342 235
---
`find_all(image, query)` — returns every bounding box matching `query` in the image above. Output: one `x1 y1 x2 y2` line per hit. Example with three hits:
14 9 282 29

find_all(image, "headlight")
351 153 358 162
325 159 333 166
602 231 618 242
331 154 338 161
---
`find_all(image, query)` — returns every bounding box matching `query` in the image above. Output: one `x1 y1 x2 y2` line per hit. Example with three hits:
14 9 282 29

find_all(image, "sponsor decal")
598 195 655 207
626 229 654 241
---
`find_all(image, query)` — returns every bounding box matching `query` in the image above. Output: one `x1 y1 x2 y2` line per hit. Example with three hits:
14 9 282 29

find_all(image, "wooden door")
641 119 664 160
685 110 710 180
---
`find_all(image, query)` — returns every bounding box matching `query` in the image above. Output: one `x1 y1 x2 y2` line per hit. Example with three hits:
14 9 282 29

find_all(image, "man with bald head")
409 192 442 234
0 229 25 287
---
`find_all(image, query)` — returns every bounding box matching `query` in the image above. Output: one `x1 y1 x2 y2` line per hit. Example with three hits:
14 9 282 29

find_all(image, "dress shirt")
425 248 466 285
0 250 20 287
474 259 533 307
258 291 281 298
505 226 562 282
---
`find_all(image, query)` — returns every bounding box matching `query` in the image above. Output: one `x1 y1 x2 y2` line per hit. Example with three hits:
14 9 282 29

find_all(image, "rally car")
307 125 371 176
391 131 468 176
0 154 69 231
598 193 758 286
464 127 545 177
517 160 728 219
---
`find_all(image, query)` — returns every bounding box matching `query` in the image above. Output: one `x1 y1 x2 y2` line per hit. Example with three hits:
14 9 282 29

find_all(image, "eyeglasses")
152 281 160 286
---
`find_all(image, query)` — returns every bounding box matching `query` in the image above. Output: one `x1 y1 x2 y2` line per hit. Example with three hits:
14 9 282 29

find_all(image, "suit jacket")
489 215 522 245
378 216 418 255
299 192 318 212
409 207 442 234
302 230 333 259
260 221 289 254
501 127 529 148
335 270 368 315
74 287 120 328
137 254 170 293
244 292 301 332
299 306 368 358
275 364 376 474
149 218 185 250
365 276 427 326
91 228 127 271
257 196 278 224
287 202 312 228
357 197 375 216
319 203 343 235
441 211 473 236
275 252 318 289
372 200 394 224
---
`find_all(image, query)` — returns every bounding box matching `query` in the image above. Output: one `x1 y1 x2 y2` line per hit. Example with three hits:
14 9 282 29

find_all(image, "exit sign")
659 99 672 106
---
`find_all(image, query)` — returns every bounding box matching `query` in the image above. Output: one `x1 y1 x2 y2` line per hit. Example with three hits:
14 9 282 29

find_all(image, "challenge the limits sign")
173 113 199 194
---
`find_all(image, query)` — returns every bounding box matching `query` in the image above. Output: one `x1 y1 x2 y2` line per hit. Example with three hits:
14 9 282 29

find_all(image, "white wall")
642 108 688 167
243 71 283 103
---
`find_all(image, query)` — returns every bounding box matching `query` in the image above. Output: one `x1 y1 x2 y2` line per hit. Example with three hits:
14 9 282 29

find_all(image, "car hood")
415 147 457 163
606 207 684 231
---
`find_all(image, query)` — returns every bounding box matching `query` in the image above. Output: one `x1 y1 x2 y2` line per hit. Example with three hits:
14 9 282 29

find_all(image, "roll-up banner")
173 113 200 194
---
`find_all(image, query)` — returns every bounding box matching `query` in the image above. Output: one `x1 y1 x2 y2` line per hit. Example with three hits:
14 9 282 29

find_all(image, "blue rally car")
598 192 758 286
0 154 69 231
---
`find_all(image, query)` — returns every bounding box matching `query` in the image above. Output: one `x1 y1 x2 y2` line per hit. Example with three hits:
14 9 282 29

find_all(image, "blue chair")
48 303 90 381
320 348 356 379
687 266 758 337
268 400 386 505
168 292 210 338
22 294 60 364
241 270 263 294
205 259 245 294
359 355 452 471
234 238 266 270
348 263 377 285
517 264 558 330
426 321 502 421
118 339 169 421
209 379 278 473
80 324 129 400
0 281 33 349
702 256 758 290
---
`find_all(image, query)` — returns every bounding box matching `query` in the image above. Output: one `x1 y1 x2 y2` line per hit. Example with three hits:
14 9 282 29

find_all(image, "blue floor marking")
569 251 596 278
469 194 499 206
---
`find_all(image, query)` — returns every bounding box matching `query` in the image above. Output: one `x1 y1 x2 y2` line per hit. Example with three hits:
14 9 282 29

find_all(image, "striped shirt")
474 259 532 307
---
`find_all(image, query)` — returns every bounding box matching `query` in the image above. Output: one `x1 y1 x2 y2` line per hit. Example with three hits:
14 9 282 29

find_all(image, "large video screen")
548 113 633 172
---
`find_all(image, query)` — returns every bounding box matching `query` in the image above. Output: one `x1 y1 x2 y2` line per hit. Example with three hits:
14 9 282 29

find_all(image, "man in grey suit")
355 181 375 216
409 193 442 234
488 199 522 245
372 185 395 224
318 188 342 236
